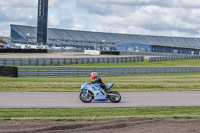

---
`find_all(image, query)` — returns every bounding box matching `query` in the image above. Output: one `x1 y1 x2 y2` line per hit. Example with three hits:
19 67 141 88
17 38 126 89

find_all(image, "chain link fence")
17 67 200 77
0 56 144 66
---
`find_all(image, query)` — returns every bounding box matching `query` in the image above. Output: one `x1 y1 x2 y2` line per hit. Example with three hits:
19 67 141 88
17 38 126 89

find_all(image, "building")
11 24 200 55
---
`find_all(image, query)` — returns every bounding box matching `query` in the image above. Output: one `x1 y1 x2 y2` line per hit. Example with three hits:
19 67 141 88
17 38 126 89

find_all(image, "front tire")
108 91 121 103
79 92 93 103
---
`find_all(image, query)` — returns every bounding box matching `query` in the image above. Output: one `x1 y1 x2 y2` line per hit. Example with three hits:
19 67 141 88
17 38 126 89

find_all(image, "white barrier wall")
84 50 100 55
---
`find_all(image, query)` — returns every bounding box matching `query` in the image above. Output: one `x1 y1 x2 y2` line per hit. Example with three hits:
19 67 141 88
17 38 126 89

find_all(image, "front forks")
86 90 89 96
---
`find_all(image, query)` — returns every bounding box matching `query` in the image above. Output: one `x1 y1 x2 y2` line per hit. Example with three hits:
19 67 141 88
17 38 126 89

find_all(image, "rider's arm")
89 77 100 84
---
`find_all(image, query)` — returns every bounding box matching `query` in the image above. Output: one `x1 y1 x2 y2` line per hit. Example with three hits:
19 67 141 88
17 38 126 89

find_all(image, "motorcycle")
79 80 121 103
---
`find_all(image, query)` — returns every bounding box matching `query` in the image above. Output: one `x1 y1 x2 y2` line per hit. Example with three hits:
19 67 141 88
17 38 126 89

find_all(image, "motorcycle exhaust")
107 94 116 96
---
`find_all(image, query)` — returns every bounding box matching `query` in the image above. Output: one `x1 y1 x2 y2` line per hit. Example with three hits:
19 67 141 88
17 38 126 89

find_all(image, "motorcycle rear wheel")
108 91 121 103
79 92 93 103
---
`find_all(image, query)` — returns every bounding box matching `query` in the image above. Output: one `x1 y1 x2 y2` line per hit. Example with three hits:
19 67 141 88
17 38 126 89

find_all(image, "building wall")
117 44 200 55
117 43 151 52
10 25 200 55
151 45 200 55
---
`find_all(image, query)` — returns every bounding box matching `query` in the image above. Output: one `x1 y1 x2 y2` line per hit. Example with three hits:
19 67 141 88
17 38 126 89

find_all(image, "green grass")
1 73 200 92
0 107 200 120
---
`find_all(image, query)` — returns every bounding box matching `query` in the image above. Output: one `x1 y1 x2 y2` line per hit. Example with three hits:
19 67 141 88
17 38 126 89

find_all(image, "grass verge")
1 73 200 91
1 107 200 121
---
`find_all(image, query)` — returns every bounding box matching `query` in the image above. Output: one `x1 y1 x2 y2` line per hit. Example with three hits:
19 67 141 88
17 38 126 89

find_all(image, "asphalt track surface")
0 53 153 59
0 91 200 108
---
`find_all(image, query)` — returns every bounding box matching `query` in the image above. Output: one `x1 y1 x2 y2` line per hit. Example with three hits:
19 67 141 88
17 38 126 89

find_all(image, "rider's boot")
106 88 110 93
101 90 106 95
105 88 110 98
101 89 109 98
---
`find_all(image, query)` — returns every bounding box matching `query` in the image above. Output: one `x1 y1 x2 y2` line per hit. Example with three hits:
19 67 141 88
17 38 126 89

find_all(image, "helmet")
91 72 98 79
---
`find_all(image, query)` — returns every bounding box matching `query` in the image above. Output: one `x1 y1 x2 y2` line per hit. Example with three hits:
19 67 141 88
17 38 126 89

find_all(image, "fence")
119 51 197 56
18 67 200 77
149 55 200 62
0 56 144 66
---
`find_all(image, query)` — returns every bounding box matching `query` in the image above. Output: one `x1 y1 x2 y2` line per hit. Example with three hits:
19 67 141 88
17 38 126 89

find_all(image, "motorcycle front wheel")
79 92 93 103
108 91 121 103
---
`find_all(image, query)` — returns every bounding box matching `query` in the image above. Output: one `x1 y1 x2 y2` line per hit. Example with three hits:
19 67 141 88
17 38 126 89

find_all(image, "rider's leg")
105 87 110 93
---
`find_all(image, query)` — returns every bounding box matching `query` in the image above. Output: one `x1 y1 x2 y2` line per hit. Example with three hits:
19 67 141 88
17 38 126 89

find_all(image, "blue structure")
117 43 151 52
10 24 200 55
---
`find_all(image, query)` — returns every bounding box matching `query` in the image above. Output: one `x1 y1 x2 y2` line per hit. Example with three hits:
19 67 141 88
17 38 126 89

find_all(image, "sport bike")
79 80 121 103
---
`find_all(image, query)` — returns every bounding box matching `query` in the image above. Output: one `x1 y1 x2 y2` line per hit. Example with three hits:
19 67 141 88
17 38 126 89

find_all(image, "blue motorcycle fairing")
81 81 108 101
81 80 88 90
107 82 114 89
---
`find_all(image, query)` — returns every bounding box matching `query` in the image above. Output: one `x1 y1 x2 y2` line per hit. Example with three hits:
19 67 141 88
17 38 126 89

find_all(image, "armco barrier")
17 67 200 77
0 56 144 66
149 55 200 62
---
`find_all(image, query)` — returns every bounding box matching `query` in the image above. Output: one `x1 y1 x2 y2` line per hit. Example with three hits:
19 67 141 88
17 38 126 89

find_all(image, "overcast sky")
1 0 200 38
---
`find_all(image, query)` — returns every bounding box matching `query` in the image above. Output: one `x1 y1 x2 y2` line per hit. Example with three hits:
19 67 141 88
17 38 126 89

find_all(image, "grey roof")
155 36 175 47
11 24 200 48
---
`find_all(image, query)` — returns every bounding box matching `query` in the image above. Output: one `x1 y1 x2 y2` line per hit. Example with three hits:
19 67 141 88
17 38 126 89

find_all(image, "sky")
1 0 200 38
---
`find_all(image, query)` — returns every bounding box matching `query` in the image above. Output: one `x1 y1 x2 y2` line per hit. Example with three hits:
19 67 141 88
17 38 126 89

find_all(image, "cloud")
172 0 200 8
0 0 200 38
0 0 64 36
0 0 37 8
77 0 112 15
48 15 61 27
0 1 38 36
77 0 200 8
0 0 63 7
76 0 200 37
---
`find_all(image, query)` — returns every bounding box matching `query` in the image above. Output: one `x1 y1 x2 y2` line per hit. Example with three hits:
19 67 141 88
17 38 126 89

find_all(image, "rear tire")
108 91 121 103
79 92 93 103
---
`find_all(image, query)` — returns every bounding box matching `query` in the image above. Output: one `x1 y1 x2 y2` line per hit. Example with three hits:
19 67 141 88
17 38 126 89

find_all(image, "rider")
89 72 109 93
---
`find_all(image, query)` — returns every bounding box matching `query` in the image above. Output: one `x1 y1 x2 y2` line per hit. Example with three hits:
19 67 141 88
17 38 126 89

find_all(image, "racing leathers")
89 77 109 92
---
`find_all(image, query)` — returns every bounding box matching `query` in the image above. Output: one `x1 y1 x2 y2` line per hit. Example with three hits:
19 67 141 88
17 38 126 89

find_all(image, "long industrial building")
11 24 200 55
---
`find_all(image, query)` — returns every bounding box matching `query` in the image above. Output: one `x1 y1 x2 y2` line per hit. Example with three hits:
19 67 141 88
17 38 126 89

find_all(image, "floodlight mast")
37 0 48 46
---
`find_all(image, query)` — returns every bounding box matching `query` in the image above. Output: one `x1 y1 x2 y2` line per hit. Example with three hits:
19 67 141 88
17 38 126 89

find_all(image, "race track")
0 91 200 108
